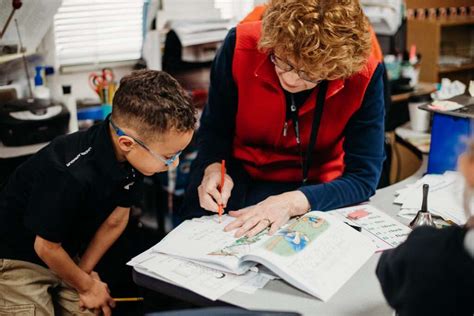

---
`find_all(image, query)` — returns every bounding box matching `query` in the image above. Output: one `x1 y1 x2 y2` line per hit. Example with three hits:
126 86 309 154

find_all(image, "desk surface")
0 141 49 159
391 82 437 103
133 160 427 315
395 123 431 155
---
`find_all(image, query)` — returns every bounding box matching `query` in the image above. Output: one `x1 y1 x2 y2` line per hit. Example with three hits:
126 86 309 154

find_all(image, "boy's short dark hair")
112 70 196 140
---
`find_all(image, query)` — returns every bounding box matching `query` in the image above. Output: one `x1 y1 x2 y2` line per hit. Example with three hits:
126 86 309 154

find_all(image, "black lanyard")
289 80 328 184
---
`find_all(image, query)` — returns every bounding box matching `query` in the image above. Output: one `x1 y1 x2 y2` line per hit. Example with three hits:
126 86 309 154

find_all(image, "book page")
329 205 412 251
243 211 376 302
138 253 257 301
153 215 269 274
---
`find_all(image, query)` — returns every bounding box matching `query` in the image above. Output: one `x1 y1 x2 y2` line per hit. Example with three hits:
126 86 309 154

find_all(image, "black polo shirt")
0 118 143 266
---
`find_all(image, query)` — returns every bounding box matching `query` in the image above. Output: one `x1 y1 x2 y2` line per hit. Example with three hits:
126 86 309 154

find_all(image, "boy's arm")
78 206 131 274
34 236 115 315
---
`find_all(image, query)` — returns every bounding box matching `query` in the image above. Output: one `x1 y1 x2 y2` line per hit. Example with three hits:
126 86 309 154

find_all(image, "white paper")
126 248 156 267
396 172 470 225
235 273 273 294
168 19 230 47
139 253 256 301
329 205 411 252
394 174 450 206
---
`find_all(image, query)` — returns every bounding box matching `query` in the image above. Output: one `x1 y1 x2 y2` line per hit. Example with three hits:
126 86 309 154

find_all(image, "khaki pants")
0 259 95 316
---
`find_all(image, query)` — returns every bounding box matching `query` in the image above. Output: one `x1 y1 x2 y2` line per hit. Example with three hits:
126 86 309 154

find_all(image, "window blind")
54 0 144 66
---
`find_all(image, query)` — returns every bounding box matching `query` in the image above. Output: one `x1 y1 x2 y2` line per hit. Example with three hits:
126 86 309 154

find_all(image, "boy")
0 70 196 315
376 141 474 316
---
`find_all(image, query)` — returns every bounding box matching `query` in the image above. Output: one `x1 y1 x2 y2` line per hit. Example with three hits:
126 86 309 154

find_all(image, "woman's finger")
205 186 222 206
199 192 219 212
228 206 251 218
234 216 261 238
268 217 285 235
245 220 270 238
224 217 244 231
225 206 256 231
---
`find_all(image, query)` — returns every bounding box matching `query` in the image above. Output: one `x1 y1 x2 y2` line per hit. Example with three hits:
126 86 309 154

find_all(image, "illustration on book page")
263 215 329 256
208 229 268 257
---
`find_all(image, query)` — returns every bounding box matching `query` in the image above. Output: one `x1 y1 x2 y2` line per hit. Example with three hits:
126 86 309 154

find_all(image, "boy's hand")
90 271 101 281
79 277 115 316
198 162 234 212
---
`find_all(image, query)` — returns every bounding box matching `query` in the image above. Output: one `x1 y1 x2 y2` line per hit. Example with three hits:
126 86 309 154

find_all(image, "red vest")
232 21 378 183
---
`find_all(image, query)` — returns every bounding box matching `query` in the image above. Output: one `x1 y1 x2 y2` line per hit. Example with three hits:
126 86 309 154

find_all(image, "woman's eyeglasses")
270 53 322 84
109 119 182 167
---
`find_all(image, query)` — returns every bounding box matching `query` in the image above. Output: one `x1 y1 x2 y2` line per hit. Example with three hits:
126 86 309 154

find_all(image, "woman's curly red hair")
259 0 372 80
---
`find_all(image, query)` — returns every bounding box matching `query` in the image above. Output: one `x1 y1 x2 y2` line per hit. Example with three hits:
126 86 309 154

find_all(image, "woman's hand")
224 191 310 237
198 162 234 212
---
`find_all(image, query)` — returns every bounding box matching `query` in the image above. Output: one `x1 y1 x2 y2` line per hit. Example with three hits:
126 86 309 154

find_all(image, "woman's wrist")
289 190 311 217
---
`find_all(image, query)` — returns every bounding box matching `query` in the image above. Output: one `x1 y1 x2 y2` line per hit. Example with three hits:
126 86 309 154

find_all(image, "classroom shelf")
407 3 474 85
0 53 38 65
438 62 474 74
435 17 474 27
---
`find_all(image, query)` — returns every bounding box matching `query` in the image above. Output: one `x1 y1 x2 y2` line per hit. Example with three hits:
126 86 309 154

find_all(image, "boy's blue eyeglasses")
109 118 182 167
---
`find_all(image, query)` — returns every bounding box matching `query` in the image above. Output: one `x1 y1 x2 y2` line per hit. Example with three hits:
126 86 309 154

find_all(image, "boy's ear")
117 136 135 153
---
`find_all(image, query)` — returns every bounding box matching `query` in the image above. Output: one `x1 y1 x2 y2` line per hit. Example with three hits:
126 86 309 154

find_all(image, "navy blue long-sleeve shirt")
377 226 474 316
195 28 385 211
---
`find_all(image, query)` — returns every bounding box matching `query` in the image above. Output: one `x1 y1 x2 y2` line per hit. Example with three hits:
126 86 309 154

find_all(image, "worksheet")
329 205 412 251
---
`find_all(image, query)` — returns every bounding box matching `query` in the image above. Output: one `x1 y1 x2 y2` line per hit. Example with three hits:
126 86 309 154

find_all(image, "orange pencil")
218 159 226 223
113 297 144 302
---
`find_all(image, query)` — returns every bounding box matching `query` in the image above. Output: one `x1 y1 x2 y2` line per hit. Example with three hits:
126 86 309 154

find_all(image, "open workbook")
151 211 376 301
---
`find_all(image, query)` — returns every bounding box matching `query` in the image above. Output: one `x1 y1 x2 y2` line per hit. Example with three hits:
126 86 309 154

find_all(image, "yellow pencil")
113 297 144 302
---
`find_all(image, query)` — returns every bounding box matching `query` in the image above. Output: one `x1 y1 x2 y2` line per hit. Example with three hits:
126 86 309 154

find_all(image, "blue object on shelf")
428 112 471 174
34 66 43 86
102 104 112 118
77 105 111 121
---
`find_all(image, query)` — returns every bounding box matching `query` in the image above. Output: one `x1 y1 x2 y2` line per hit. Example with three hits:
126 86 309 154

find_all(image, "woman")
180 0 385 238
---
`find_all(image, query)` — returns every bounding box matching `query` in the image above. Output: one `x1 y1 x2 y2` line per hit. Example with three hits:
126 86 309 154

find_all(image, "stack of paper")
168 19 231 47
394 171 471 225
128 248 268 301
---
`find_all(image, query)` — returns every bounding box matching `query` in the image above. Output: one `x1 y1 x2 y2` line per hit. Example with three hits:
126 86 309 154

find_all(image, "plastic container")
408 94 431 132
33 66 51 99
62 85 78 133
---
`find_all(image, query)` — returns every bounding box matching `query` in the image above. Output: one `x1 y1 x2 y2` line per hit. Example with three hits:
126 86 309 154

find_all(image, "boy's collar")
94 116 136 181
